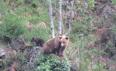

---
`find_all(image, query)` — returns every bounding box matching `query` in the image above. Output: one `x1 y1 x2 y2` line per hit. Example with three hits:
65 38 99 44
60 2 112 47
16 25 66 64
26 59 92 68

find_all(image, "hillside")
0 0 116 71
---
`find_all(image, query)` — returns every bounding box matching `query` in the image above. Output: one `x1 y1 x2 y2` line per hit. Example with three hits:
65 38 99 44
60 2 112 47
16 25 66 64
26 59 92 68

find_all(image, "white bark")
58 0 63 34
48 0 55 38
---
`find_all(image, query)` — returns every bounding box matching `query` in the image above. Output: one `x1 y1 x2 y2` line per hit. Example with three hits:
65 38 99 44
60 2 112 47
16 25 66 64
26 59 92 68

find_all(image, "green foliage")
36 54 70 71
0 0 115 71
0 14 27 40
88 0 95 9
15 1 49 24
0 0 9 15
23 27 50 41
66 39 107 71
112 0 116 5
16 52 28 64
72 16 93 36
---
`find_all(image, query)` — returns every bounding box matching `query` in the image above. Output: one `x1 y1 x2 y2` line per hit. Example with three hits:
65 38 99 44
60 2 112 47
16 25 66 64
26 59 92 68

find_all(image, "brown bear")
42 34 69 57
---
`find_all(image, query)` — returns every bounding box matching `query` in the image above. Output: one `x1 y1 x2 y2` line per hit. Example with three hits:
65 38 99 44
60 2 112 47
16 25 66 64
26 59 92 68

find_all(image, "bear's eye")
65 37 68 40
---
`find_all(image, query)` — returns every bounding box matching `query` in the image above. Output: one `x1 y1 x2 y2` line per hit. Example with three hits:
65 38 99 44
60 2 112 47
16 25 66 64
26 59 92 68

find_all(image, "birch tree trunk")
58 0 63 34
48 0 55 38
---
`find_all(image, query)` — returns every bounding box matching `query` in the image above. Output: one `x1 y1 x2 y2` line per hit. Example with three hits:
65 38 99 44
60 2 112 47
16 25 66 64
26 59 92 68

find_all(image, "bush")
35 54 70 71
0 14 27 41
23 27 50 41
72 16 93 36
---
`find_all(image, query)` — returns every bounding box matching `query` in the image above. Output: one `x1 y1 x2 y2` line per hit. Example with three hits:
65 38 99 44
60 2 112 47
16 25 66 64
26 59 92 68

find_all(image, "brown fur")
42 35 69 57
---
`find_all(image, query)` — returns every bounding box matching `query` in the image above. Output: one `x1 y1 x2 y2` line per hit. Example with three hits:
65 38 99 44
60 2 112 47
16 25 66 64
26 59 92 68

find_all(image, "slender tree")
58 0 63 34
48 0 55 38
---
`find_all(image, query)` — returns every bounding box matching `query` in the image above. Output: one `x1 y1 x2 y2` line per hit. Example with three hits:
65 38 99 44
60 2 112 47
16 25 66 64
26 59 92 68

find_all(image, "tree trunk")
58 0 63 34
48 0 55 38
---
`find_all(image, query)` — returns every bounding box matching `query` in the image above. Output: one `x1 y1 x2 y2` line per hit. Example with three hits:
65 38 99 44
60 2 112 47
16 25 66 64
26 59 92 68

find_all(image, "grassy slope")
1 0 116 71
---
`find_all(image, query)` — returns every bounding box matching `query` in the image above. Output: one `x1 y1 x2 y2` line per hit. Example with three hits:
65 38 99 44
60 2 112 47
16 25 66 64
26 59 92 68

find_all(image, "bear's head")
57 34 69 56
58 34 69 48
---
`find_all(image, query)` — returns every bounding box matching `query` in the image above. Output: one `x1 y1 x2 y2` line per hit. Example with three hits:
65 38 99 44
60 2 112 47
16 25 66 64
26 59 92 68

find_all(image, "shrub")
0 14 27 41
23 27 50 41
112 0 116 5
35 54 70 71
72 16 93 36
88 0 95 9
